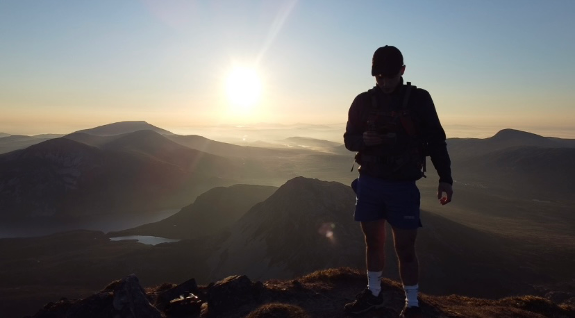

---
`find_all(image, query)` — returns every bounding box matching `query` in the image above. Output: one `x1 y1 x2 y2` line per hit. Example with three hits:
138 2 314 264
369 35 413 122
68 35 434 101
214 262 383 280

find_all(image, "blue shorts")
352 175 422 229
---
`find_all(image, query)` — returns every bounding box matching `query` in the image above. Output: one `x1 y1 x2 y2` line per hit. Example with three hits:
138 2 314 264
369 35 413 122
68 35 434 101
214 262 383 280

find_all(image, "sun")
226 67 262 112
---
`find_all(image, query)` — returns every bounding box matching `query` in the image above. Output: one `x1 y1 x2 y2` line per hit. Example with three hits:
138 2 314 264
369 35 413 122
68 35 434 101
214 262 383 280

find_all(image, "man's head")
372 45 405 94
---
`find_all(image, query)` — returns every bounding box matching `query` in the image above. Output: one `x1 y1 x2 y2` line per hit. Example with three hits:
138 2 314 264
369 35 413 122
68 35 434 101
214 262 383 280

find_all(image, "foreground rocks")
29 268 575 318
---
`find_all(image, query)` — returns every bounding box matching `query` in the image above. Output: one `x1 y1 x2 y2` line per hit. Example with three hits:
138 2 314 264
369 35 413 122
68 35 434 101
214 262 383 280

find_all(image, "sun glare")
226 67 262 113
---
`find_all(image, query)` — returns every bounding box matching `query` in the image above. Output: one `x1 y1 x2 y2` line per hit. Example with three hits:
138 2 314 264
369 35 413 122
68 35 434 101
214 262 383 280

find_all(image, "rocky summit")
28 268 575 318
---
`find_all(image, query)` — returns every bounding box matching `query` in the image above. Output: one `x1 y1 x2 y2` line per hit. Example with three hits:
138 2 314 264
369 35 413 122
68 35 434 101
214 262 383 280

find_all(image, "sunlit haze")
1 1 574 139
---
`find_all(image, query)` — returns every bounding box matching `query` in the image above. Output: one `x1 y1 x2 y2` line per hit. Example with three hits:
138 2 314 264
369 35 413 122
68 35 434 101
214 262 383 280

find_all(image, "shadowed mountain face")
111 184 278 239
73 121 173 136
455 146 575 197
208 177 364 282
166 134 320 158
206 177 541 298
0 134 64 154
447 129 575 201
0 135 243 219
448 128 575 159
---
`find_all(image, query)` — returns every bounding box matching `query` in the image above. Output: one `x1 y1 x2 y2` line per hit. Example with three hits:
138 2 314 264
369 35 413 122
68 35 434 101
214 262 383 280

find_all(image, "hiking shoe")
400 305 422 318
343 288 384 315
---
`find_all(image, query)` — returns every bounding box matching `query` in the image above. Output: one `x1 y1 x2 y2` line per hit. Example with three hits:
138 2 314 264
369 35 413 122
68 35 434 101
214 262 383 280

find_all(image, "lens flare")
318 222 336 243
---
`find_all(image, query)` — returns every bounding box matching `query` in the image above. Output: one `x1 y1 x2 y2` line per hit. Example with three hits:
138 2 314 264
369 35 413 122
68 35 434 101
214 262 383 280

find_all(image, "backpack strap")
400 82 419 137
402 82 412 110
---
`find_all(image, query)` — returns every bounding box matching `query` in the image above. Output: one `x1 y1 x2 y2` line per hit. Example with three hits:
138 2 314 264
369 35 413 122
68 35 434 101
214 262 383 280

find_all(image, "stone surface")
206 275 262 316
156 278 200 310
111 274 162 318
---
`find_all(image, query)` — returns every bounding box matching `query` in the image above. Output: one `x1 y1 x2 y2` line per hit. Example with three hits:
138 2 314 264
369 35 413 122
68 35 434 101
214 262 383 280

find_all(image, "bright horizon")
1 1 574 138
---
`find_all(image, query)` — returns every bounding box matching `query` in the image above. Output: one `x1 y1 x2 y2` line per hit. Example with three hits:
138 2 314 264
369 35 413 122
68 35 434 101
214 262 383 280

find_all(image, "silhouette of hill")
63 132 126 148
448 128 575 159
110 184 278 239
446 129 575 201
167 134 318 158
27 268 575 318
99 130 239 174
282 137 343 153
206 177 548 298
453 146 575 200
73 121 173 136
0 136 241 219
0 134 64 154
207 177 363 282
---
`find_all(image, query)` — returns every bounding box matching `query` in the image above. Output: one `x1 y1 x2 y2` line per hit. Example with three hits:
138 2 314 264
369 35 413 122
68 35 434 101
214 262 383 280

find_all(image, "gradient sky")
1 0 574 137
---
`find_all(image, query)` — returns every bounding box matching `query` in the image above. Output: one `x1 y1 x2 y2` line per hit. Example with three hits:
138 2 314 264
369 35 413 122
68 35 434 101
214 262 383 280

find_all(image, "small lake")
109 235 180 246
0 209 180 238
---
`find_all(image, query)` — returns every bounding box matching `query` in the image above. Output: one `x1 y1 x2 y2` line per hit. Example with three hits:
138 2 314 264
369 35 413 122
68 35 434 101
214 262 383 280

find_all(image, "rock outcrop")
28 268 575 318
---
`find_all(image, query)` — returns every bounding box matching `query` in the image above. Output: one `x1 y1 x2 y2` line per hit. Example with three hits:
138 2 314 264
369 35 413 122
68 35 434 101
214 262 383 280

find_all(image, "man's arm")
344 94 367 152
417 89 453 185
416 89 454 204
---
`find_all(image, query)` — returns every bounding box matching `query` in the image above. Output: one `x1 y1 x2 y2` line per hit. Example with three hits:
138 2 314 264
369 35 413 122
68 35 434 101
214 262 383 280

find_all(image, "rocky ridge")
28 268 575 318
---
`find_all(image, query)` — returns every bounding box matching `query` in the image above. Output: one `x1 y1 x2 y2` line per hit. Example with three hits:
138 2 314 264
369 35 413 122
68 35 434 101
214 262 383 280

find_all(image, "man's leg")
392 227 420 310
344 219 387 314
361 219 386 296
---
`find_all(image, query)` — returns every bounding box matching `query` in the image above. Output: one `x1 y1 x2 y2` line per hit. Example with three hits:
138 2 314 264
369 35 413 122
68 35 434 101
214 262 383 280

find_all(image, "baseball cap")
371 45 404 77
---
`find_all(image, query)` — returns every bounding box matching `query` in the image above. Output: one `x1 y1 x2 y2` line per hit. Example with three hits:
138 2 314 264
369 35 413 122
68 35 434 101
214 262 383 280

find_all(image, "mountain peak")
74 121 173 136
491 128 545 141
270 177 352 207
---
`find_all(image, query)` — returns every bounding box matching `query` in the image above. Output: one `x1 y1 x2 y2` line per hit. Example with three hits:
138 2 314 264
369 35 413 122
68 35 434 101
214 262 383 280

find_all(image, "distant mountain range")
0 122 336 221
2 121 574 225
448 128 575 158
0 130 270 219
0 134 64 154
447 129 575 200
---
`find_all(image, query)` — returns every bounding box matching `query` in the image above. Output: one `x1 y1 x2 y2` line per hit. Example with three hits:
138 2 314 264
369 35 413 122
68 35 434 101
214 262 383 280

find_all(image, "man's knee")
361 220 386 249
393 228 417 262
365 234 385 249
395 246 417 263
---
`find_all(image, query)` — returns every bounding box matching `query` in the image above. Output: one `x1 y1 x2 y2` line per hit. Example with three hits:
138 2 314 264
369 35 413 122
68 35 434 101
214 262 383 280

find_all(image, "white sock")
404 284 419 307
367 271 382 296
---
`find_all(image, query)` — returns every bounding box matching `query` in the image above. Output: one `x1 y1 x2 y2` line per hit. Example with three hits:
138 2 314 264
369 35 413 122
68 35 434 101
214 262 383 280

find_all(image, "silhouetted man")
343 46 453 318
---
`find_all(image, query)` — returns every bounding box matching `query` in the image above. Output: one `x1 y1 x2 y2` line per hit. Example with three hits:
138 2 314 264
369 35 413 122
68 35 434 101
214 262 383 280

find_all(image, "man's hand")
437 182 453 205
363 131 383 146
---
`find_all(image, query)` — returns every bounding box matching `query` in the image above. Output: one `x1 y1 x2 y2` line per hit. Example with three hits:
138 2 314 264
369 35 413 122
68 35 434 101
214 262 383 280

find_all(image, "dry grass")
246 303 310 318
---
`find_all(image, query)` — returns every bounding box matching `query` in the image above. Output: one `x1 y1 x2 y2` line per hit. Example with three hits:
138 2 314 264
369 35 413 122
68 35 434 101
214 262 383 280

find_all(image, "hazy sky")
1 0 574 137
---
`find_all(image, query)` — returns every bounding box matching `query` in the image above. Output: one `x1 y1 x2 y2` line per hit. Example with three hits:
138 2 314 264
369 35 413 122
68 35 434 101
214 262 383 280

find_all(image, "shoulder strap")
399 82 420 137
402 82 412 110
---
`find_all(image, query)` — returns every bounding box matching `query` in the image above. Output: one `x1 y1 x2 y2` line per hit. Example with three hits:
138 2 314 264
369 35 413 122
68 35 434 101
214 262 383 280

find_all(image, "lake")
109 235 180 245
0 209 180 238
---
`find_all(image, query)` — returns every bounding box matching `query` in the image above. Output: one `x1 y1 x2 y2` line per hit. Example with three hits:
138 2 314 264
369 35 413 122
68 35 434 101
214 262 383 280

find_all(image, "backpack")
352 82 427 177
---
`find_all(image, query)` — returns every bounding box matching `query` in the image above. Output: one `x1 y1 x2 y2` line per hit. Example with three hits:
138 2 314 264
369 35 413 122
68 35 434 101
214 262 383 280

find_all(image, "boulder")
205 275 263 316
111 274 162 318
156 278 200 310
